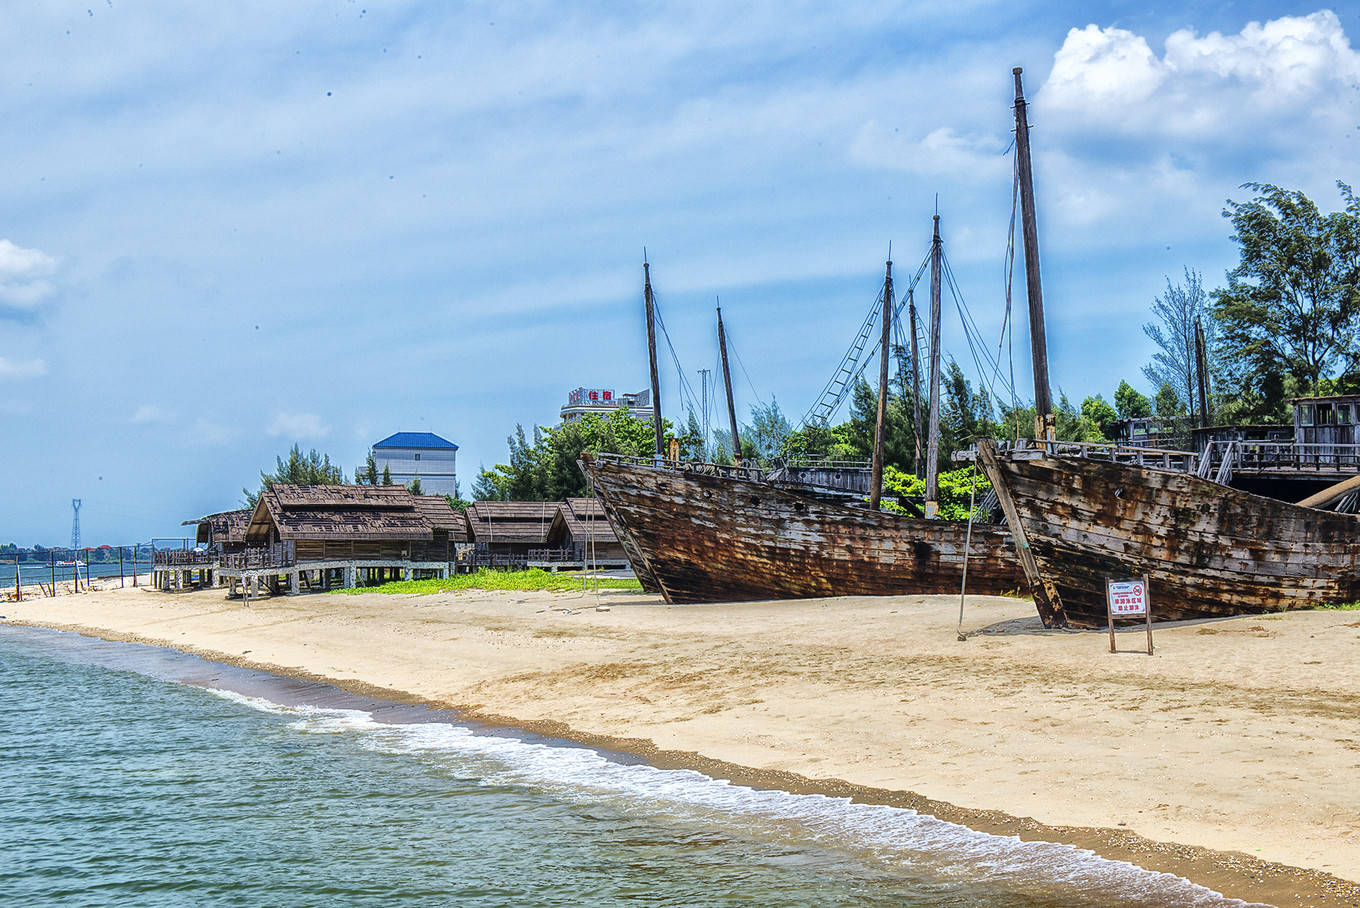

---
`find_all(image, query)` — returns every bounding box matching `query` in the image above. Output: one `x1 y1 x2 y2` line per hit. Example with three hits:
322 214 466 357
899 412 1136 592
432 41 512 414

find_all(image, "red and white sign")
568 388 616 406
1107 579 1148 616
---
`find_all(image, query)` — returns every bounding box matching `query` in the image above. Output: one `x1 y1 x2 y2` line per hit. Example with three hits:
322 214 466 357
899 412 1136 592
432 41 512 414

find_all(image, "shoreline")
5 586 1360 906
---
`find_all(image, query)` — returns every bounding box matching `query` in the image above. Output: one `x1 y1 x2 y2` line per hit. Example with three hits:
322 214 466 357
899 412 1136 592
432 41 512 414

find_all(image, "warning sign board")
1107 579 1148 616
1105 575 1153 655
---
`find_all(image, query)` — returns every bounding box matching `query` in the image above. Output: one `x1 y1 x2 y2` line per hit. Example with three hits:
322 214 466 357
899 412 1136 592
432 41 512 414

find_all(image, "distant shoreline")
5 586 1359 907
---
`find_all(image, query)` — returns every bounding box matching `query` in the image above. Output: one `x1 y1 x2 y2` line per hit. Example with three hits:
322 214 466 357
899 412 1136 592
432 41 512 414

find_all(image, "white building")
560 387 652 423
371 432 458 495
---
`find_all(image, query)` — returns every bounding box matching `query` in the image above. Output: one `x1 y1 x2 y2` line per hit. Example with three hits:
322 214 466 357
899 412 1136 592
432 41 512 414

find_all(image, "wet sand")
5 584 1359 907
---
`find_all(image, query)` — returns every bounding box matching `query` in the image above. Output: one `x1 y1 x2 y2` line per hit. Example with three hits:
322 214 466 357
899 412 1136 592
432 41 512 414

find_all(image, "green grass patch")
1313 601 1360 611
338 568 642 596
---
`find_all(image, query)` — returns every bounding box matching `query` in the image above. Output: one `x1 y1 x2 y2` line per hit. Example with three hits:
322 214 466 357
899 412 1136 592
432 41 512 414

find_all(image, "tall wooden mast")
1013 66 1054 441
925 214 944 518
717 305 743 467
1194 316 1211 428
643 259 664 457
908 289 923 478
869 257 893 510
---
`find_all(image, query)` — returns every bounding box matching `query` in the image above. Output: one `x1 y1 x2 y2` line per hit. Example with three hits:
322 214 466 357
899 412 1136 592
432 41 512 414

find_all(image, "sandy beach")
5 583 1359 906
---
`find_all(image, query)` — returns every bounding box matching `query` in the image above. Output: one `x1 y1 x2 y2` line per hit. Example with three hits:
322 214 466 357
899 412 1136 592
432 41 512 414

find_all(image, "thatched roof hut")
549 497 628 563
465 501 557 555
182 509 251 551
245 484 448 562
413 494 470 544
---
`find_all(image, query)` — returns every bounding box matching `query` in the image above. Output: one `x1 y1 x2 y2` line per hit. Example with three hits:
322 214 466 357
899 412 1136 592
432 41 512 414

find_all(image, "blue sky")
2 1 1357 545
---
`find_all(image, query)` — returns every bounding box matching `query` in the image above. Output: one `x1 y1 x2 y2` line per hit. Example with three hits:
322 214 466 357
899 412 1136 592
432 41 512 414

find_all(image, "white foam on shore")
207 691 1264 907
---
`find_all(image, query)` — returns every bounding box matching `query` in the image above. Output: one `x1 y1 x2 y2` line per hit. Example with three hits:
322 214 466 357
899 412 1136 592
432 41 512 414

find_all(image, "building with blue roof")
371 432 459 495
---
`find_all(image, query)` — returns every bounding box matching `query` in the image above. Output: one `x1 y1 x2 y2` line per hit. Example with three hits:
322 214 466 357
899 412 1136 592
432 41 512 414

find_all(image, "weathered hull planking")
579 454 1025 603
977 443 1360 627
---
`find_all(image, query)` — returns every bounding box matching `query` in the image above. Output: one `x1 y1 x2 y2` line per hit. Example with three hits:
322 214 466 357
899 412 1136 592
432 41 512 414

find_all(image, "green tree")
834 376 916 471
471 464 504 501
381 465 393 485
1080 395 1118 440
941 359 998 458
444 478 472 512
353 451 379 485
1212 182 1360 419
474 409 672 501
780 421 860 462
743 400 792 465
1154 382 1186 418
880 465 992 520
243 443 346 506
1054 392 1104 442
1143 269 1215 419
674 409 706 461
1114 380 1152 419
407 478 423 495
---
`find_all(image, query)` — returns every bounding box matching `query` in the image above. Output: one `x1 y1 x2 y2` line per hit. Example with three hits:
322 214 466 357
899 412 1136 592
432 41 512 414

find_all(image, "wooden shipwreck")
971 68 1360 627
581 453 1023 602
977 440 1360 627
580 248 1024 605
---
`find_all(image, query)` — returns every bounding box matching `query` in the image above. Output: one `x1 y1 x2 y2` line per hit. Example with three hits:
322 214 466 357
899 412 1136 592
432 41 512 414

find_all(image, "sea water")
0 626 1258 907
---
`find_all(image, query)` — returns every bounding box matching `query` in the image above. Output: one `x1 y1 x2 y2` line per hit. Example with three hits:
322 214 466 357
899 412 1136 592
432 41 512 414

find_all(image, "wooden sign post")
1106 575 1153 655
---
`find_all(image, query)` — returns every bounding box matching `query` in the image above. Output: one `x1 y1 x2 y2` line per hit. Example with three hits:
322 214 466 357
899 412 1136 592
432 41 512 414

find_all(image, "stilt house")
548 497 629 565
464 501 558 563
244 484 442 563
182 509 251 554
413 494 471 556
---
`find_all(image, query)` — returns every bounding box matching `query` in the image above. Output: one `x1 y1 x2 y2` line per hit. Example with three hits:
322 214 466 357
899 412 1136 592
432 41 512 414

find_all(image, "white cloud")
1024 10 1360 251
0 356 46 379
1038 11 1360 142
851 123 1010 178
189 416 235 447
131 404 172 424
268 411 330 439
0 239 58 310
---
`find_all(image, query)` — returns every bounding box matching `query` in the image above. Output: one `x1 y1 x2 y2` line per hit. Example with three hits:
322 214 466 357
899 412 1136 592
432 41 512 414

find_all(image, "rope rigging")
799 248 932 428
799 139 1030 437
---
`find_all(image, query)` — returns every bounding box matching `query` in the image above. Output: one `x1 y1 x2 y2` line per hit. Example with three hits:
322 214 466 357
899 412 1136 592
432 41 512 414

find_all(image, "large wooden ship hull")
976 442 1360 627
579 453 1024 603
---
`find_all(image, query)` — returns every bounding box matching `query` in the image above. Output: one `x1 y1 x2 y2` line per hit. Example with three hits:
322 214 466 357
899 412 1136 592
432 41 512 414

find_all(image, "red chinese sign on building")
568 388 616 406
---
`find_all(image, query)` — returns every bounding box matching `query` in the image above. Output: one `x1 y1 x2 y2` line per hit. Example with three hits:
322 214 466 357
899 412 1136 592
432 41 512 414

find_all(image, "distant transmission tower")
71 499 82 551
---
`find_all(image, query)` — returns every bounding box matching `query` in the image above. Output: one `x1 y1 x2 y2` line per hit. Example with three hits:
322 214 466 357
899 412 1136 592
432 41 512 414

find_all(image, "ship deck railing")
960 438 1360 482
958 439 1201 473
221 543 296 571
1199 440 1360 479
592 453 768 482
152 549 220 568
